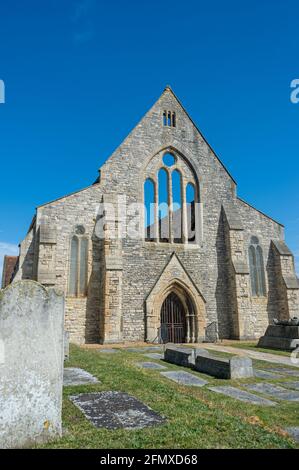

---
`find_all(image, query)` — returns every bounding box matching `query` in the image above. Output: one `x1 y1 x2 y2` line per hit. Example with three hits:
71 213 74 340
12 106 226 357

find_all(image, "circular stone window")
75 225 85 235
162 153 176 167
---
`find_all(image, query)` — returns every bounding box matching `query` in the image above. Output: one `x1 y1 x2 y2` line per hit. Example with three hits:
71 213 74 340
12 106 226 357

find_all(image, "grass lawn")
40 345 299 449
224 341 292 357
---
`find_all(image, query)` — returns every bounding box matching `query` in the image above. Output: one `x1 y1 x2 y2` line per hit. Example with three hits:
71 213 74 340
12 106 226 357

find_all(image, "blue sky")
0 0 298 279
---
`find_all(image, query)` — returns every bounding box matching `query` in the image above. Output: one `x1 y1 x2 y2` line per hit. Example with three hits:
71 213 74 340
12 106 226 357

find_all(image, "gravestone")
161 371 208 387
280 381 299 391
285 427 299 443
63 368 100 386
266 367 299 378
195 353 253 379
0 281 64 448
246 383 299 402
208 386 277 406
143 352 163 360
164 346 205 368
70 392 165 429
97 348 119 354
136 361 167 370
258 324 299 351
254 369 284 380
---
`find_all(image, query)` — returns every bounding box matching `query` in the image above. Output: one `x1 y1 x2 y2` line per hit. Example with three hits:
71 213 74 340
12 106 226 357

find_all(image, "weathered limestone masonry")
0 281 64 448
9 86 299 344
37 222 57 285
101 193 123 343
271 240 299 320
223 205 251 339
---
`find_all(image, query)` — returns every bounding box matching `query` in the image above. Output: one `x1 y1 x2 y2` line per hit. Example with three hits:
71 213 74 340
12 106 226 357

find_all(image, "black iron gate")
160 292 186 343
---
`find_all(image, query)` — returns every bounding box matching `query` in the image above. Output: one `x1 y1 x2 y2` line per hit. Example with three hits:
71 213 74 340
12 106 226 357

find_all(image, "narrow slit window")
163 111 167 126
172 112 176 127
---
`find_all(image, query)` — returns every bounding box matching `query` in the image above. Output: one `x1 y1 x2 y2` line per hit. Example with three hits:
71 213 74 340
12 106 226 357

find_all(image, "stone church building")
6 86 299 344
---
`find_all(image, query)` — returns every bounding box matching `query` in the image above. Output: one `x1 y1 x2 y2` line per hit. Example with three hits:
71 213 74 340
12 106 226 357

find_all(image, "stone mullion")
154 178 159 241
76 237 81 297
181 177 188 244
195 185 201 245
185 314 191 343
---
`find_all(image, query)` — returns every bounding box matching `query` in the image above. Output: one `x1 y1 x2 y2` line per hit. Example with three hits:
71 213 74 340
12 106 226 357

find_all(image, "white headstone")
0 281 64 448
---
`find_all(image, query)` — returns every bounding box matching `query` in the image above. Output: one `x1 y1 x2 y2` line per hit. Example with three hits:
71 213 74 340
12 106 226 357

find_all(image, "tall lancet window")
158 168 170 242
68 225 88 297
144 178 155 241
248 236 266 297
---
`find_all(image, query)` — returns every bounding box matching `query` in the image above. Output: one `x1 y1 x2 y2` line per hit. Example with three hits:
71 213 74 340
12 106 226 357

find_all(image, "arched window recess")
143 150 200 245
68 225 89 297
248 236 266 297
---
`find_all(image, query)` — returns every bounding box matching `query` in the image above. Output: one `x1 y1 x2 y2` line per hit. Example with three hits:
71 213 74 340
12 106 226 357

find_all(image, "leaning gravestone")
0 281 65 448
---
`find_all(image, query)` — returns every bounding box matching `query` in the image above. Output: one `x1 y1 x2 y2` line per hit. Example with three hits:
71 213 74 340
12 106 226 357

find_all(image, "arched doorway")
145 253 207 343
160 292 186 343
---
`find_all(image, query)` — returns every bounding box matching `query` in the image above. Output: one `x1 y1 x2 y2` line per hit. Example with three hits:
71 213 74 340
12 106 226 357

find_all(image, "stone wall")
0 281 64 448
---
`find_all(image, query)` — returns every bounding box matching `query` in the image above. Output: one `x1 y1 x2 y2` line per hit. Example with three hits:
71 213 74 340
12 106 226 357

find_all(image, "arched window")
248 237 266 297
172 170 182 243
144 149 199 245
186 183 196 243
158 168 169 242
144 178 155 241
68 226 88 297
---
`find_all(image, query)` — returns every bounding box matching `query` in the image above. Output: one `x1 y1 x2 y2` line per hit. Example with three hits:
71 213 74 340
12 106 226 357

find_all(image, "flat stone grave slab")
280 381 299 391
246 383 299 402
97 348 119 354
285 427 299 443
136 362 167 370
254 369 284 380
143 353 164 360
125 346 162 353
125 348 148 352
70 392 165 429
64 368 100 386
267 367 299 377
208 386 277 406
161 371 208 387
